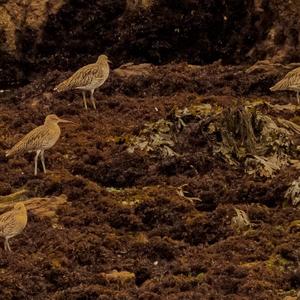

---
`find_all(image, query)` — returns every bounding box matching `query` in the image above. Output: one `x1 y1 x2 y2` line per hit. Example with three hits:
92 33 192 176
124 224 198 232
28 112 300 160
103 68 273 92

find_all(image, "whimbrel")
270 67 300 104
6 114 73 176
0 202 27 251
54 54 111 110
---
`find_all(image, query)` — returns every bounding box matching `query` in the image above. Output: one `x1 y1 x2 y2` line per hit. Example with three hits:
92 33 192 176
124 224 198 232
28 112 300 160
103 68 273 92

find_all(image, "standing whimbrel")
270 67 300 104
6 114 73 176
0 202 27 251
54 54 111 110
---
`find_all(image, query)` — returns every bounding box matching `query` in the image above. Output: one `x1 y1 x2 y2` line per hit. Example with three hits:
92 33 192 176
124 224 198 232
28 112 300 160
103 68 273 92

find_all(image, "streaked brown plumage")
270 67 300 104
6 114 72 176
0 202 27 251
54 54 111 110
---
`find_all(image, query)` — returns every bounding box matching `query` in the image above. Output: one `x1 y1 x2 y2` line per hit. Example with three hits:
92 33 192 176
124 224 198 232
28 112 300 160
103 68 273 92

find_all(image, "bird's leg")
82 91 88 110
90 89 96 110
7 240 11 252
5 238 11 252
40 150 46 174
34 150 41 176
297 91 299 105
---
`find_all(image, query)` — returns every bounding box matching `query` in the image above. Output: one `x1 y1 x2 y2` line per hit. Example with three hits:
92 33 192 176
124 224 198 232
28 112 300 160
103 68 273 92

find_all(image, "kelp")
245 155 286 178
113 63 153 78
176 184 201 203
0 193 68 222
127 103 219 157
231 207 252 232
0 189 28 204
214 104 295 177
127 118 179 157
127 100 299 177
285 178 300 206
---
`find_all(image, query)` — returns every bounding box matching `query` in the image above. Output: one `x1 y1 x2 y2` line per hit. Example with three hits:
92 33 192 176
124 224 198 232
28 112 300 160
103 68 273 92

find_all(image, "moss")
185 211 206 225
240 261 261 268
195 272 206 282
288 220 300 232
265 254 289 272
107 186 154 206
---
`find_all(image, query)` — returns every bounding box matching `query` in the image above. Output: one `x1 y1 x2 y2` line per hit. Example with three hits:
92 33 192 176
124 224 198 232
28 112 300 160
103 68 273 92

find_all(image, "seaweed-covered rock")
1 0 300 86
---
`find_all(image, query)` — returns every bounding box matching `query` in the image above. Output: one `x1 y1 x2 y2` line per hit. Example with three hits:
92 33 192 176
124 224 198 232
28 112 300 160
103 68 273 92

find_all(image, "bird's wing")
71 64 106 88
55 63 105 91
6 125 50 156
0 220 5 235
0 210 14 234
0 215 19 237
271 67 300 91
282 68 300 88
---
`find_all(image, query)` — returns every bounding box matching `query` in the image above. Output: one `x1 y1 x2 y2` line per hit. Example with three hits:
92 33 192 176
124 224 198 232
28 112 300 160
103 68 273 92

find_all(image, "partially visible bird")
270 67 300 104
54 54 111 110
6 114 73 176
0 202 27 252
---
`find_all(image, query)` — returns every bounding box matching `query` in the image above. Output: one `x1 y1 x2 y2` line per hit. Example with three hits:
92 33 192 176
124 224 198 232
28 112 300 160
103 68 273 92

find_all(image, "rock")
1 0 300 87
0 0 65 56
0 193 68 222
100 270 136 286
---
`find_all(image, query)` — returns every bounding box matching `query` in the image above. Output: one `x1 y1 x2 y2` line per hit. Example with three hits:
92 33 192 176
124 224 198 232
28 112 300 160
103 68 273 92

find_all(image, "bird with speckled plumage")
0 202 27 251
54 54 111 110
6 114 73 176
270 67 300 104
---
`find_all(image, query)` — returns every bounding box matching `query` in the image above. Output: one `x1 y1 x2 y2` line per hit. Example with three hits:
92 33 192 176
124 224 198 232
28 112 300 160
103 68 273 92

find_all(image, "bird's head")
45 114 73 125
97 54 112 64
14 202 26 211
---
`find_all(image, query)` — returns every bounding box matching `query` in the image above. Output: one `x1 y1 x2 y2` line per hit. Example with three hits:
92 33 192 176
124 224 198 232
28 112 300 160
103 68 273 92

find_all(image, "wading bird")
270 67 300 104
0 202 27 252
54 54 111 110
6 114 73 175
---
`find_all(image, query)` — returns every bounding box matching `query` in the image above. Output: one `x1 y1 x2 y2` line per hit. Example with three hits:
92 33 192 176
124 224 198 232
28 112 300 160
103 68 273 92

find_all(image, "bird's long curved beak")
58 118 74 124
108 59 112 64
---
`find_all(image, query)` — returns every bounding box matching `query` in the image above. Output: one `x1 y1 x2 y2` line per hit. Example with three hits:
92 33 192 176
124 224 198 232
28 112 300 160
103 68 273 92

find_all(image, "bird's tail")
6 148 14 157
54 78 72 92
270 79 286 92
5 142 24 158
